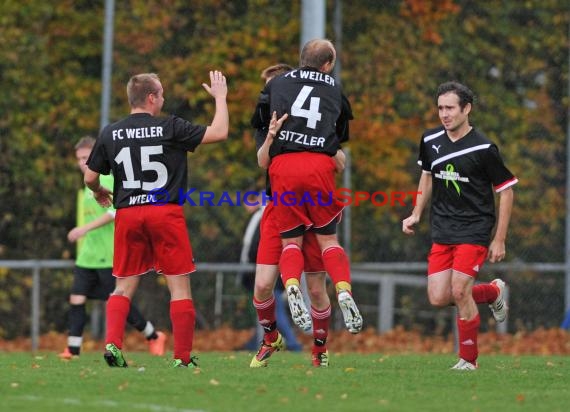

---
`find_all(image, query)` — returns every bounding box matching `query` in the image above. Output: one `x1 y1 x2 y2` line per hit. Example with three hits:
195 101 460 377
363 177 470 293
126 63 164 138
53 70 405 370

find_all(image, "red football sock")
457 314 480 363
253 295 278 343
170 299 196 364
472 283 499 304
279 243 304 287
311 305 331 354
105 295 131 349
322 246 351 286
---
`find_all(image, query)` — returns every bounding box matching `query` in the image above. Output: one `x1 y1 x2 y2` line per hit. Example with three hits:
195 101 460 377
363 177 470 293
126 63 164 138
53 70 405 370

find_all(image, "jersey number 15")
115 145 167 191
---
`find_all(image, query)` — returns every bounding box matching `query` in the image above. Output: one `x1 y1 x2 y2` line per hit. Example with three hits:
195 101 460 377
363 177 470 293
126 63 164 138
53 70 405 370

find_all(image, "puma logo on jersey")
432 144 441 153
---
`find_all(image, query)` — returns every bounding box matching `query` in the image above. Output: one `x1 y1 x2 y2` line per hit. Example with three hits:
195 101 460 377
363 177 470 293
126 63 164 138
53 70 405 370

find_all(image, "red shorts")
114 204 196 277
268 152 343 233
427 243 488 277
257 202 324 273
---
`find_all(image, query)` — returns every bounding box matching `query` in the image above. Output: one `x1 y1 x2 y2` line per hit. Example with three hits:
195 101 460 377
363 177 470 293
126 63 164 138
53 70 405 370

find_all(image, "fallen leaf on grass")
256 385 267 394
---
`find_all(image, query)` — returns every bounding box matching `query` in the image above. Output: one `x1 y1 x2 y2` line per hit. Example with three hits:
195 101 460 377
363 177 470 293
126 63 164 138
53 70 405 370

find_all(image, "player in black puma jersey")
403 81 517 370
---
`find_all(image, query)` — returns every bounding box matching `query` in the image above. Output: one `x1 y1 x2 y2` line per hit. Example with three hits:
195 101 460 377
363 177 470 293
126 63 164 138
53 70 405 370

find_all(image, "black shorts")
71 266 115 300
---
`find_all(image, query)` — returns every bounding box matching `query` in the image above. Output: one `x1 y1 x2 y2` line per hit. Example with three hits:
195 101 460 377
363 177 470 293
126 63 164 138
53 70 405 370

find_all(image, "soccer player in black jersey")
403 81 517 370
85 71 228 368
258 40 363 337
250 64 340 368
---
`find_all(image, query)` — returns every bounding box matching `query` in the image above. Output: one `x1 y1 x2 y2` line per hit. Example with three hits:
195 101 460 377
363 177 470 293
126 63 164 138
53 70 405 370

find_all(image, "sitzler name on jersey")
112 126 164 140
278 130 325 147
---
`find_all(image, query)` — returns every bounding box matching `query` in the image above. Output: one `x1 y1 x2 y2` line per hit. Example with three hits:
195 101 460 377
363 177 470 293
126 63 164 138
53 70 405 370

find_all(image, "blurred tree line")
0 0 568 337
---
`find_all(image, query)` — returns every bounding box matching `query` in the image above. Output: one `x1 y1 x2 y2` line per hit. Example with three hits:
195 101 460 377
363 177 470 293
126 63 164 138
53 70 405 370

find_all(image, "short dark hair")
437 81 474 110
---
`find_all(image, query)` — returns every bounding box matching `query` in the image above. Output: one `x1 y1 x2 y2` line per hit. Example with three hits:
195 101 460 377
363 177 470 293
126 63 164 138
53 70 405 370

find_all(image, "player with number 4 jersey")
259 39 363 335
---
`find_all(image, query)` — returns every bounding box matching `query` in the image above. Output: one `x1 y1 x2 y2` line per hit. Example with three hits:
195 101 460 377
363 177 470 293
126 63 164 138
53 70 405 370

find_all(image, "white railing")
0 260 539 351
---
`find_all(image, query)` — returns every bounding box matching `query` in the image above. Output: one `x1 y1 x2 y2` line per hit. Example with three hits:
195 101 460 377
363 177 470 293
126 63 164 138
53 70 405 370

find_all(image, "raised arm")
257 111 288 169
201 70 229 144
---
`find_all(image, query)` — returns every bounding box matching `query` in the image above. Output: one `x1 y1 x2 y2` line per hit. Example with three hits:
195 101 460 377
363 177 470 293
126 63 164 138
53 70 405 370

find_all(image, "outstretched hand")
202 70 227 99
67 226 88 243
268 111 288 138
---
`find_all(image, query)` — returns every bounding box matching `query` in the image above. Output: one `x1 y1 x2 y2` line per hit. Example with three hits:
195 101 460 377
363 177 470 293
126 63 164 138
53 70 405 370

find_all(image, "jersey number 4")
291 86 322 129
115 146 167 190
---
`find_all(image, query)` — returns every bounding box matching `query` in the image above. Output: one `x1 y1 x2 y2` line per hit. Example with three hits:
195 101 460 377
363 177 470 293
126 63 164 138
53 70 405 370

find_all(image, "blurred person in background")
59 136 165 360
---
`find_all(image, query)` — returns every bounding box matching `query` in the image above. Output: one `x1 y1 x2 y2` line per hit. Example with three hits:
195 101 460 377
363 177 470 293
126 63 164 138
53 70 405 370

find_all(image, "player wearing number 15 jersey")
85 71 228 368
259 39 363 335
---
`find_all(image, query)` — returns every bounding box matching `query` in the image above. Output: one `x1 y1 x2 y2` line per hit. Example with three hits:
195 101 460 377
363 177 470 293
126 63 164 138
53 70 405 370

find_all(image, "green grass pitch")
1 351 568 412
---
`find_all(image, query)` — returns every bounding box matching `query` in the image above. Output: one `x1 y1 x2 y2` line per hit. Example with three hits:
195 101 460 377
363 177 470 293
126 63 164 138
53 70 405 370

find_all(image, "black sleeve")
336 94 354 144
254 128 268 152
171 116 207 152
418 135 430 172
251 90 271 151
86 134 111 175
481 144 516 188
250 91 271 129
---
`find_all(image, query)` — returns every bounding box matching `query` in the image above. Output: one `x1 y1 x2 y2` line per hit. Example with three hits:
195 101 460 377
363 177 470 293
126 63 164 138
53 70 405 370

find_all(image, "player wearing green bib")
74 173 115 269
59 137 166 359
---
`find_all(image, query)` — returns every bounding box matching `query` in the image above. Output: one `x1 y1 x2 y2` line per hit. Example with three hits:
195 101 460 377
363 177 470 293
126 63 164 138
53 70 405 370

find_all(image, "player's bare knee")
254 284 274 300
428 293 450 307
307 286 325 304
451 287 469 303
310 294 330 308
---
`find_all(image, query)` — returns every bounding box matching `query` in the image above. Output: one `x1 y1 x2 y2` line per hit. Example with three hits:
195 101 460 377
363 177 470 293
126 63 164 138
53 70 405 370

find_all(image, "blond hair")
74 136 96 150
